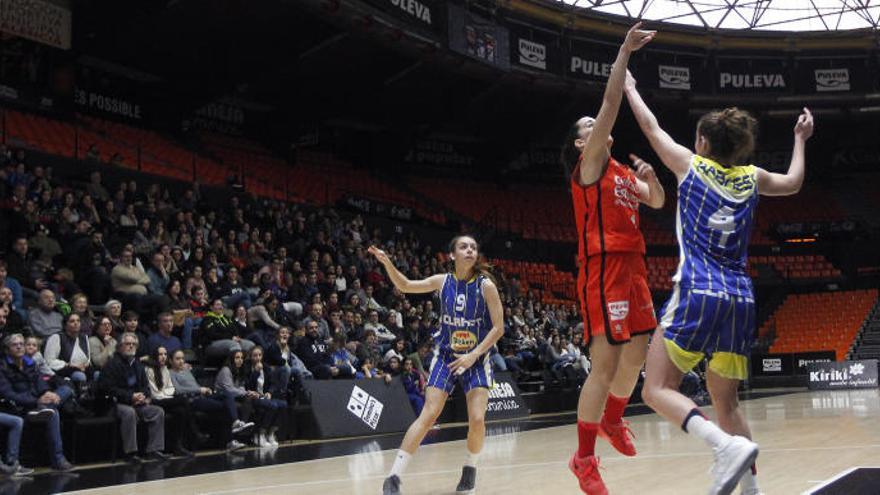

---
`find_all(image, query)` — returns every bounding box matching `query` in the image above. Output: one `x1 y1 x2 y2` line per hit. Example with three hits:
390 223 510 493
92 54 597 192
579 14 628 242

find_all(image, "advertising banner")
302 378 417 438
447 4 510 70
485 372 529 421
509 26 561 75
566 39 616 82
807 360 879 390
716 58 790 94
363 0 439 30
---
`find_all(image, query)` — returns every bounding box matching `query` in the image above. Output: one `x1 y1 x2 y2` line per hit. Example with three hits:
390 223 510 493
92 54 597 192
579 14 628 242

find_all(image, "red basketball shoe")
598 418 637 457
568 452 608 495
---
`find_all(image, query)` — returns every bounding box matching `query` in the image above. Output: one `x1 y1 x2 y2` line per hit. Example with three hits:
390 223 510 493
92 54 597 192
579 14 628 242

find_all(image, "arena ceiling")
556 0 880 31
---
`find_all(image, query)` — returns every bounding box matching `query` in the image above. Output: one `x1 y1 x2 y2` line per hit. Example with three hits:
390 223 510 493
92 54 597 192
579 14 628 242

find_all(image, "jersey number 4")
708 205 736 249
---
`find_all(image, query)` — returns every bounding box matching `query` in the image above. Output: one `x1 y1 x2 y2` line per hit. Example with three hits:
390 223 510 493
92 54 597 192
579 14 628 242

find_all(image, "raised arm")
578 23 656 185
757 107 814 196
368 246 445 294
624 72 693 179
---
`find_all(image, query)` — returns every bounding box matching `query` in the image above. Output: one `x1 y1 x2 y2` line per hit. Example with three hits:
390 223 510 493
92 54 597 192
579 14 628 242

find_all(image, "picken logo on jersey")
451 330 478 352
346 385 384 430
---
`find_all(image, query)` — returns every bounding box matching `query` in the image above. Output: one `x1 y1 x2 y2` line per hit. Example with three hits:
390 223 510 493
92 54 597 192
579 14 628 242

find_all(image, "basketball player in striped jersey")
372 236 504 495
625 69 814 495
561 23 664 495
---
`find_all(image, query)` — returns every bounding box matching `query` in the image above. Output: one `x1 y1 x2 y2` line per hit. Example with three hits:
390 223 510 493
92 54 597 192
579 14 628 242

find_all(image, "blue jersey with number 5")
434 274 492 354
672 155 758 297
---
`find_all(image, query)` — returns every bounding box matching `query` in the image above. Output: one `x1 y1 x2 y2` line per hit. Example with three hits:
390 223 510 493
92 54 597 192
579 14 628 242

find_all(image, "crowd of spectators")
0 144 590 469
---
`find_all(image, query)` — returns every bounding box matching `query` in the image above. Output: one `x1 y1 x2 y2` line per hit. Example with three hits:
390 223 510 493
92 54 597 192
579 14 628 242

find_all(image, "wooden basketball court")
57 388 880 495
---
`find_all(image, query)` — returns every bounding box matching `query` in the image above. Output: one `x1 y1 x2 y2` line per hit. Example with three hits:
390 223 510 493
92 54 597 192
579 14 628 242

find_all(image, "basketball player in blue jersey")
371 235 504 495
625 71 814 495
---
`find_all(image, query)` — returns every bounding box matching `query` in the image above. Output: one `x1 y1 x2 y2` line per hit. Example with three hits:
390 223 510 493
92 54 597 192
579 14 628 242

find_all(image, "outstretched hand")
630 154 657 183
367 245 391 266
624 21 656 52
794 107 814 141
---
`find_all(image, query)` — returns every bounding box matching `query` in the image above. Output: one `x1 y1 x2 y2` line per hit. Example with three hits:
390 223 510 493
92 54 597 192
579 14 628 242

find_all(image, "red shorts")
577 252 657 346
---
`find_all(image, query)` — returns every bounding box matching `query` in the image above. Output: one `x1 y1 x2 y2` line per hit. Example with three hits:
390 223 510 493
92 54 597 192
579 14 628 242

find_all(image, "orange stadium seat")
765 289 878 360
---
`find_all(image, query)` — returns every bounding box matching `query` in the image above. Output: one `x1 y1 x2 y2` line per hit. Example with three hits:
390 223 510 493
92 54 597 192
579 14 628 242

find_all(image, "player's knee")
421 403 444 421
588 366 616 386
468 413 486 428
641 382 659 407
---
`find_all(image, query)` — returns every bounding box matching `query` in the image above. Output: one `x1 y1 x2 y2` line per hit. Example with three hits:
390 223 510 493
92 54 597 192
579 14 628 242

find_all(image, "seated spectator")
265 326 312 395
401 357 425 415
364 284 384 313
105 299 125 334
0 261 25 319
330 334 358 378
28 289 63 338
0 295 26 338
356 330 384 371
7 236 47 293
246 294 291 348
543 336 579 385
147 312 182 357
111 249 160 316
165 279 189 313
204 267 222 300
184 286 210 348
383 338 407 365
296 321 354 380
89 316 117 370
567 334 590 377
364 310 396 345
244 346 286 447
407 341 434 377
144 347 195 457
385 355 402 378
69 293 95 336
231 304 253 340
98 333 170 464
218 266 252 309
215 350 256 425
202 299 255 362
301 303 331 343
0 334 74 471
44 313 91 385
146 252 169 296
168 349 251 451
121 311 150 357
185 266 207 298
24 336 54 379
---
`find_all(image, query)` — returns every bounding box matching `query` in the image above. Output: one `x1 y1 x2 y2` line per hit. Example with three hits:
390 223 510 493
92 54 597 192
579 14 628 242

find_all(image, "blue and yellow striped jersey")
672 155 759 297
435 273 493 354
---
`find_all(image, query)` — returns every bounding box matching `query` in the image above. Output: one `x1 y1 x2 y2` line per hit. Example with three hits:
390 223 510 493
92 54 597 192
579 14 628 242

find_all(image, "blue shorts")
427 351 494 395
659 287 755 380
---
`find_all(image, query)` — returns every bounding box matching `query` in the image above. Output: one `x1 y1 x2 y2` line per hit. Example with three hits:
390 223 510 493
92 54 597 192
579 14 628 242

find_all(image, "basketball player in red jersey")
560 23 665 495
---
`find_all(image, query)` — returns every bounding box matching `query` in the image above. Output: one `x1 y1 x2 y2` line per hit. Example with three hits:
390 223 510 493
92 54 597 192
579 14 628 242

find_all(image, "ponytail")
560 121 581 179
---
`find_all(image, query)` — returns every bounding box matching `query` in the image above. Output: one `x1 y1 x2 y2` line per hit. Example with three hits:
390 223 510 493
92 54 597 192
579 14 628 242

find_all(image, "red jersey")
571 156 646 262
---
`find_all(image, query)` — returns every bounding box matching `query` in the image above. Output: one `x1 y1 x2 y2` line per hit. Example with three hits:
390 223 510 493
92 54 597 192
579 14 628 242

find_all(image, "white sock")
390 450 411 477
684 413 730 449
740 465 759 491
465 451 480 468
